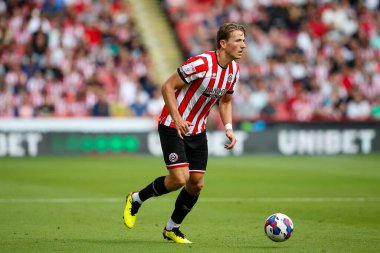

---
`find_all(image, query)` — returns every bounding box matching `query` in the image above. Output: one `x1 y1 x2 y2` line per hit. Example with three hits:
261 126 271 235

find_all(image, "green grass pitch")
1 154 380 253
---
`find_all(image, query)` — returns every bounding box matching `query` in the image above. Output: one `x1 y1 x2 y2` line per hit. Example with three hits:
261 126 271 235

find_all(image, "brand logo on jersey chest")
202 87 226 99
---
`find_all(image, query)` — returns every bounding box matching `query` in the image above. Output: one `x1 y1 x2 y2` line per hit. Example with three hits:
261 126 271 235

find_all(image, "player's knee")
174 176 187 189
195 181 203 192
187 180 203 194
166 173 188 190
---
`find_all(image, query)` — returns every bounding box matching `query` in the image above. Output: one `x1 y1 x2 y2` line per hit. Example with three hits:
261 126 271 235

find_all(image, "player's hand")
175 119 193 139
224 129 237 149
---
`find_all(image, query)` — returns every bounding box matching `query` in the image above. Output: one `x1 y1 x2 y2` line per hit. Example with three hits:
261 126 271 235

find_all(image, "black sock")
170 188 199 224
138 176 169 202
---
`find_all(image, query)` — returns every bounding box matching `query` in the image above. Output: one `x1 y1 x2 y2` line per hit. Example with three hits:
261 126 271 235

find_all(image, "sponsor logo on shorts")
169 153 178 163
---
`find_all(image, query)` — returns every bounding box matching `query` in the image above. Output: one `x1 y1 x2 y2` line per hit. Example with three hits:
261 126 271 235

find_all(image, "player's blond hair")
216 23 246 49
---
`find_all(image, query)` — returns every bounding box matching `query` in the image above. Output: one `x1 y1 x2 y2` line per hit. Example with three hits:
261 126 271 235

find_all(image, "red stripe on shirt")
198 63 230 132
186 54 218 123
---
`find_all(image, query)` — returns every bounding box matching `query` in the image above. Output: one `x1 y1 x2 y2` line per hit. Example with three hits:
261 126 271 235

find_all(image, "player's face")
225 30 246 60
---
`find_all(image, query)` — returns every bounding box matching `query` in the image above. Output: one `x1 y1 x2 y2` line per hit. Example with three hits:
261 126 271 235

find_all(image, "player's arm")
161 71 192 139
219 93 237 149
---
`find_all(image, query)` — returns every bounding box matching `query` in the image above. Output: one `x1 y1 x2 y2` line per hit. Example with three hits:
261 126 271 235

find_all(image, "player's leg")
163 173 204 243
167 173 204 228
124 124 188 229
124 167 189 229
137 166 189 201
163 132 208 243
166 173 204 227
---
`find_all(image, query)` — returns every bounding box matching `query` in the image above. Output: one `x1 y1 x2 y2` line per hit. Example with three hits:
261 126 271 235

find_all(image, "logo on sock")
169 153 178 162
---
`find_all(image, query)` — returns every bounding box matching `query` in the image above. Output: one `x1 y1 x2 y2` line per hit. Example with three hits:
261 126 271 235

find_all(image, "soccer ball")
264 213 294 242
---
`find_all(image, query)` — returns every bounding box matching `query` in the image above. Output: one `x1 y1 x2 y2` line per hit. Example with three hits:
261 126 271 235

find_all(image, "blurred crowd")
1 0 380 124
0 0 162 118
165 0 380 123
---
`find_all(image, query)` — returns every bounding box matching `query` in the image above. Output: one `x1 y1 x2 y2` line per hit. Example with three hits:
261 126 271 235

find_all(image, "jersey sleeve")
177 56 208 84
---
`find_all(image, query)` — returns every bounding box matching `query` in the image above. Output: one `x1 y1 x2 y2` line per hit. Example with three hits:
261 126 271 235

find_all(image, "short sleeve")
178 56 208 84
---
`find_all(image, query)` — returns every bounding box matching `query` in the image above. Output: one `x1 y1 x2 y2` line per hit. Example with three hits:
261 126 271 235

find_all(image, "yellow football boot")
123 193 140 229
163 227 192 244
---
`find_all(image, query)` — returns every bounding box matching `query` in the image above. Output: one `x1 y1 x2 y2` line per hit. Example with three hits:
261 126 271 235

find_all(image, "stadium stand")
164 0 380 123
1 0 380 126
0 0 157 118
129 0 183 85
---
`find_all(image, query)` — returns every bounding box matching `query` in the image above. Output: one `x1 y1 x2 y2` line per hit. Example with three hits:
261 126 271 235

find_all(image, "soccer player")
123 22 246 243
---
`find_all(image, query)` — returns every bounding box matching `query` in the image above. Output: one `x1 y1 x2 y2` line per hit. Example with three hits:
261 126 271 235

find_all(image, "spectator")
0 1 154 118
291 90 314 121
109 94 130 118
17 91 34 118
249 78 269 117
91 89 110 117
260 90 277 121
130 88 148 117
234 85 257 122
146 88 165 117
371 95 380 120
30 28 49 56
35 94 55 117
346 89 371 120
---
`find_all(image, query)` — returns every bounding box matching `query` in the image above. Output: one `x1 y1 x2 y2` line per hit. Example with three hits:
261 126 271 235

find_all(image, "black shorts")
158 124 208 173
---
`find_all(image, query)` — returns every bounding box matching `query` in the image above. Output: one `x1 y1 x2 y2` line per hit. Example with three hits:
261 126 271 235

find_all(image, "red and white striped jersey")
159 51 240 135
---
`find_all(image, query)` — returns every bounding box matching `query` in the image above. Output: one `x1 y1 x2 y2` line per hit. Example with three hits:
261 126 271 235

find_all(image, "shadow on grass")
68 238 288 249
239 245 288 249
67 238 169 245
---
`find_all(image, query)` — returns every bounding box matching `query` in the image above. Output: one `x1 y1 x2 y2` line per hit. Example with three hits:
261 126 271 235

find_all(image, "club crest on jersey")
227 74 233 82
169 153 179 163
